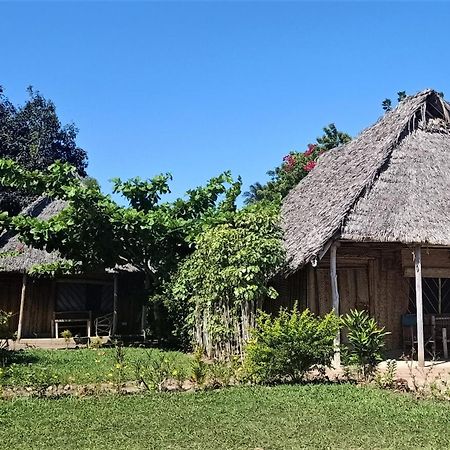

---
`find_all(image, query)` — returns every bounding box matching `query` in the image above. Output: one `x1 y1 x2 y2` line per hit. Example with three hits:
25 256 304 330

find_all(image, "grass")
0 347 191 385
0 384 450 449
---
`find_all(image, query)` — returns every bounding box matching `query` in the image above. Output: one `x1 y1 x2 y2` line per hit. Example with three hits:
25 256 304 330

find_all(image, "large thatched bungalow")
280 89 450 365
0 197 145 340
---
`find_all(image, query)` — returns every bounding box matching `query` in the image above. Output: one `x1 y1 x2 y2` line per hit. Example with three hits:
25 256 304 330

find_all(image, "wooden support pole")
443 328 448 360
141 304 148 339
112 273 118 337
17 274 27 341
330 242 340 367
414 246 425 367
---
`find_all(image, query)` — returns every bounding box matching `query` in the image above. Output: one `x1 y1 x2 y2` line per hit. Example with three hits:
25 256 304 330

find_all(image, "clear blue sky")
2 1 450 201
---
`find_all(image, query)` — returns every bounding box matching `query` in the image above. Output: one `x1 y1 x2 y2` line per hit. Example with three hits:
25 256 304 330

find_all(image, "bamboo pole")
414 246 425 367
330 242 340 367
17 274 27 341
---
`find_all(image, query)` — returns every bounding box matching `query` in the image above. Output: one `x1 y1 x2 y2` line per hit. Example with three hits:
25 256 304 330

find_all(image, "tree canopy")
244 124 351 204
0 159 241 297
0 87 87 215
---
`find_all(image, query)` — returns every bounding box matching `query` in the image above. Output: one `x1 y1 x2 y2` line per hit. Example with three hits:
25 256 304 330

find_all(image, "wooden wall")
279 243 412 351
0 272 145 338
267 270 307 314
23 278 55 337
0 275 22 333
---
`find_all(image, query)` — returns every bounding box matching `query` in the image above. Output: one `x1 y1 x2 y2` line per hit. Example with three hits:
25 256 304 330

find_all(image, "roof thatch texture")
282 89 450 272
0 197 67 273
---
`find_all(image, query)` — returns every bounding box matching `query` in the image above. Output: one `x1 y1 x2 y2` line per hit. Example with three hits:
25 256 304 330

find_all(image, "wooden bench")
53 311 92 338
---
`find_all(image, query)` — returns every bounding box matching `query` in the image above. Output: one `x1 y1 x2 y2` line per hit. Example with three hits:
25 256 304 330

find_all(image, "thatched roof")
282 89 450 272
0 197 67 273
0 197 136 274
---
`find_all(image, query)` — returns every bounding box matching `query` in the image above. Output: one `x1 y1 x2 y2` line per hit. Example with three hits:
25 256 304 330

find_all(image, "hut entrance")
54 281 114 337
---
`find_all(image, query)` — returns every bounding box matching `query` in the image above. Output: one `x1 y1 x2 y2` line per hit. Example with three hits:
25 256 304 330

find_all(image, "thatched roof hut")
279 89 450 363
282 89 450 272
0 197 143 340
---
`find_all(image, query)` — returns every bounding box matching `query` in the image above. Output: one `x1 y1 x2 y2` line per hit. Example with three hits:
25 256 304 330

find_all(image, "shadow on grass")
0 349 40 366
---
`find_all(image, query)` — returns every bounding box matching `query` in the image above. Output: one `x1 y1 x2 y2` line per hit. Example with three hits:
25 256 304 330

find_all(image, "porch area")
0 272 146 340
277 242 450 365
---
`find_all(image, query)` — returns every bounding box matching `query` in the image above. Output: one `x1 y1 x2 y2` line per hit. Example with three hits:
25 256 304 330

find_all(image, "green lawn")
0 347 191 385
1 384 450 449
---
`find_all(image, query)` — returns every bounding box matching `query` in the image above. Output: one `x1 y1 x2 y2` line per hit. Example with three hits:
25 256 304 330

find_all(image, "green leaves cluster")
168 202 285 354
244 307 340 383
341 309 390 380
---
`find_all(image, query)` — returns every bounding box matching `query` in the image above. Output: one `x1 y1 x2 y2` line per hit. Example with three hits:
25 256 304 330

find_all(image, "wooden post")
330 242 340 367
17 274 27 341
414 246 425 367
141 304 148 338
112 273 118 337
443 328 448 360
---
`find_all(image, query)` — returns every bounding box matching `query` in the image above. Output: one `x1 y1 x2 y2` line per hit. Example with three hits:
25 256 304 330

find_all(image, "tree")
0 86 87 215
244 124 351 205
168 201 284 357
0 159 241 297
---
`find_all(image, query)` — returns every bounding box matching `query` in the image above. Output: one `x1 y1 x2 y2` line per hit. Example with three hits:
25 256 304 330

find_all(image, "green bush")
244 307 340 384
341 309 389 380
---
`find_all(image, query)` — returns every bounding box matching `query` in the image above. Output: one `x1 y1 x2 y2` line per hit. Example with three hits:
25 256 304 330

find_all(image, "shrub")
134 349 187 392
0 311 13 366
244 307 340 384
341 310 389 380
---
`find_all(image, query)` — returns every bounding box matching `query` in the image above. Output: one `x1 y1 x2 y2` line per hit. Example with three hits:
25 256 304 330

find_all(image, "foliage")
134 349 180 392
0 347 191 387
0 310 12 365
382 91 409 112
374 359 398 390
341 309 390 380
112 343 127 393
60 329 72 349
244 124 351 204
0 86 87 215
0 159 240 298
168 202 284 357
244 307 340 384
190 346 208 386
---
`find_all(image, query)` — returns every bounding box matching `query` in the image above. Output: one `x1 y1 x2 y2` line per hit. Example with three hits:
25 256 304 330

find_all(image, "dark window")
408 278 450 314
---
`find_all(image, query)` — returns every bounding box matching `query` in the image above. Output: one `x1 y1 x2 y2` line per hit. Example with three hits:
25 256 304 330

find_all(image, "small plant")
0 311 13 365
191 346 208 387
134 350 178 392
89 336 104 349
207 360 234 388
374 359 398 389
112 342 127 393
341 310 389 381
244 306 340 384
60 329 72 349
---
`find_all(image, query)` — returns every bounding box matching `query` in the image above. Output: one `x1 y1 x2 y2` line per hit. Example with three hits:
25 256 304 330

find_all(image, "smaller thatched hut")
280 89 450 365
0 197 145 340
